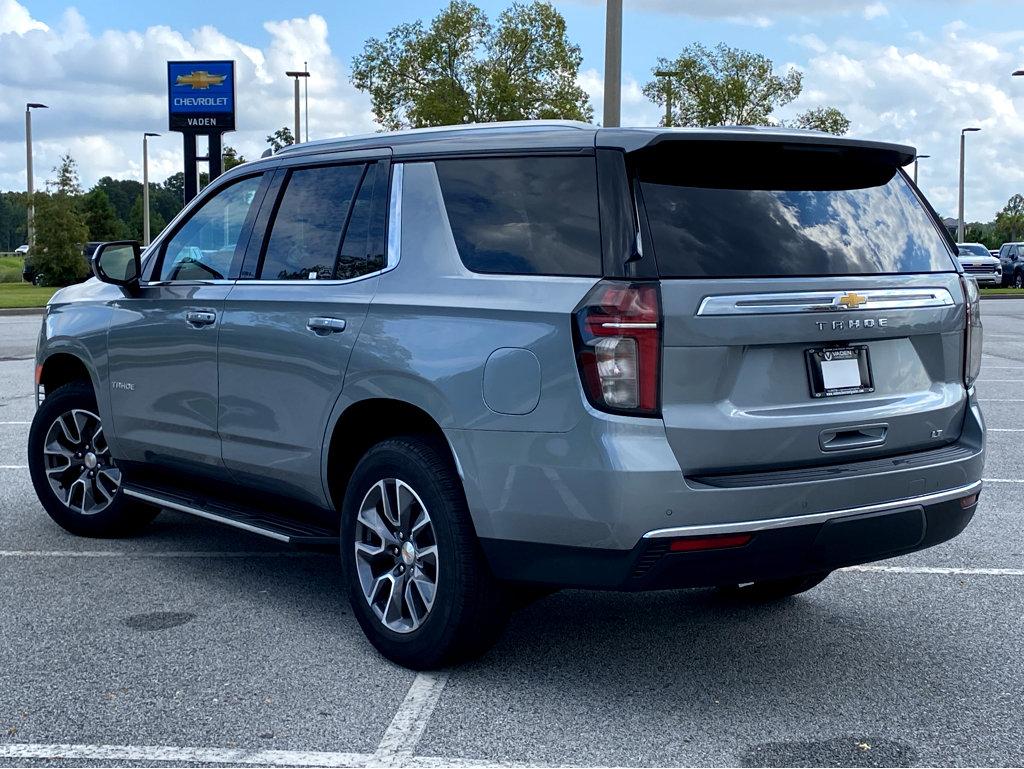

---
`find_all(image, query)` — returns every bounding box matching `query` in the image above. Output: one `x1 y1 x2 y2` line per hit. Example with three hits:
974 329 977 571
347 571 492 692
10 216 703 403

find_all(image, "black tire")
28 381 158 537
340 435 508 669
1014 271 1024 290
718 571 831 601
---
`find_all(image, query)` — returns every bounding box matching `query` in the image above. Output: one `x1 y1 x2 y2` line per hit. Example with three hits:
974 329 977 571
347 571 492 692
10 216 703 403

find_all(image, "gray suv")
28 122 986 669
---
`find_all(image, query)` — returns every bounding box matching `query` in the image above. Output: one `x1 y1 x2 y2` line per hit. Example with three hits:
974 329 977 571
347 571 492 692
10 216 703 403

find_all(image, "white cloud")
863 2 889 19
0 1 375 191
577 67 661 127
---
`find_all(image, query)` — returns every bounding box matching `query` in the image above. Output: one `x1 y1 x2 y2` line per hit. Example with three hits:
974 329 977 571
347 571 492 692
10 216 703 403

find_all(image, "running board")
123 485 339 547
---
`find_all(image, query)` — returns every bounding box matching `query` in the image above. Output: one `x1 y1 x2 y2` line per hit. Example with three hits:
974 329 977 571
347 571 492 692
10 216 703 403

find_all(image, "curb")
980 293 1024 300
0 307 45 316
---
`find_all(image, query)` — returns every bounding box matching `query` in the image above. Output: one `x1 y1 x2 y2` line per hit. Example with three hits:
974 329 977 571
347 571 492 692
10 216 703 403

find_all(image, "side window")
433 156 601 276
335 162 387 280
258 164 363 280
160 175 263 281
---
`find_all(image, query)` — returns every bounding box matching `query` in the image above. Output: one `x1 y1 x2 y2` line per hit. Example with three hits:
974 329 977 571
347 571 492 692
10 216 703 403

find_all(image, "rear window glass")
434 156 601 276
636 142 957 278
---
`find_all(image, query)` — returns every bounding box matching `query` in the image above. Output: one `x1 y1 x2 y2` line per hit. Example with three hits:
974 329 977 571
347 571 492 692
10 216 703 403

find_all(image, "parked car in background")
14 244 29 255
989 249 999 258
956 243 1002 286
997 242 1024 288
27 123 985 669
21 242 98 285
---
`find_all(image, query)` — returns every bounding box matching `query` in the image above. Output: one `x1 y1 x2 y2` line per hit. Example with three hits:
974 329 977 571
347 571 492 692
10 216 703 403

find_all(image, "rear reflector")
960 492 980 509
669 533 753 552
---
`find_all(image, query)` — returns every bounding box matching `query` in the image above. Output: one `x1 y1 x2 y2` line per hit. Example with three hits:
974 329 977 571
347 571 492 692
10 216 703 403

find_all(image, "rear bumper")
481 487 980 590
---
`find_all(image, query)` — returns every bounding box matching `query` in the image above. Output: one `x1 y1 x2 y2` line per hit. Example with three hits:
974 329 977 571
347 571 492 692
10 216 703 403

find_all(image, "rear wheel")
1014 271 1024 289
719 571 831 601
340 436 508 669
28 381 158 537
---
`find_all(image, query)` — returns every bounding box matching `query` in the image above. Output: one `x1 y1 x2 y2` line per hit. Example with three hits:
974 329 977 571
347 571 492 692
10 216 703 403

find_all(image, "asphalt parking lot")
0 301 1022 768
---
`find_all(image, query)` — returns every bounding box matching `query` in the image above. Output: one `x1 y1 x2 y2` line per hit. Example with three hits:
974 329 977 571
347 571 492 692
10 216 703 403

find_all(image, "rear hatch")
631 136 967 477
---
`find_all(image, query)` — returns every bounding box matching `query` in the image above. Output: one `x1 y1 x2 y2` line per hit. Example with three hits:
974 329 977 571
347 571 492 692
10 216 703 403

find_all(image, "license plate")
806 345 874 398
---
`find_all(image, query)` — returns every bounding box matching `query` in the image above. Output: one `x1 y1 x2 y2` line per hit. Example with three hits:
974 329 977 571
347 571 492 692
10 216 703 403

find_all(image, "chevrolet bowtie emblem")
175 71 227 89
837 291 868 309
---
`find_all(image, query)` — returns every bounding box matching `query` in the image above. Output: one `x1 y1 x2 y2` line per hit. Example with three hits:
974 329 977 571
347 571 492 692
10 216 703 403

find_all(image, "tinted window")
259 164 363 280
435 156 601 276
636 143 956 278
160 175 263 281
336 163 386 280
958 244 990 256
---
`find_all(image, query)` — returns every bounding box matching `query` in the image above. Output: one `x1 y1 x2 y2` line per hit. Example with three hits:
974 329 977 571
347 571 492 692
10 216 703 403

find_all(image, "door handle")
185 310 217 328
307 317 347 335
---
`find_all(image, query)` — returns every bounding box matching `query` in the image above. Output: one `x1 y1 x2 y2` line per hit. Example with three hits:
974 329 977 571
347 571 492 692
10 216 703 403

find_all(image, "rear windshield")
635 142 957 278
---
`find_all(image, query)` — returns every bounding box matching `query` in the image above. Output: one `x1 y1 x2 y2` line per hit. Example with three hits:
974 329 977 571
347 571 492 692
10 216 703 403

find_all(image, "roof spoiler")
597 128 916 167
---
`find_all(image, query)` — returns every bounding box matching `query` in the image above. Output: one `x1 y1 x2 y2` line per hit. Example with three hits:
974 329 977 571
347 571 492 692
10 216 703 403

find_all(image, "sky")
1 0 1023 221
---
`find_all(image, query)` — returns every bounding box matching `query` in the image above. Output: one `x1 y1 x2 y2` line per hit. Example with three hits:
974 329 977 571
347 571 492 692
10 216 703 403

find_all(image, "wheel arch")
324 397 468 517
39 351 95 397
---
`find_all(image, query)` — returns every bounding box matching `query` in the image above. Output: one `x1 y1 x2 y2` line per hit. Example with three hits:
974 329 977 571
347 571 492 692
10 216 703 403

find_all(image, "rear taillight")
573 281 661 416
961 276 982 388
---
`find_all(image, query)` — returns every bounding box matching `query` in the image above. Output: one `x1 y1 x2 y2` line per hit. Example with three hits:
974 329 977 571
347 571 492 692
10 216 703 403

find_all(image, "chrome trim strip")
601 321 658 329
124 488 291 543
386 163 404 271
641 480 982 539
696 288 955 316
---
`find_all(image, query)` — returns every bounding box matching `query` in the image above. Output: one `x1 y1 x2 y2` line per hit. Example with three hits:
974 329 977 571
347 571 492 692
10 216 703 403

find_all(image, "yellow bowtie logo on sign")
175 71 227 90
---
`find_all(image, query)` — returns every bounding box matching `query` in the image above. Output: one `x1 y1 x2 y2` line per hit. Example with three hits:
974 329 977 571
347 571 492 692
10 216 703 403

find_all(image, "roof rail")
274 119 594 155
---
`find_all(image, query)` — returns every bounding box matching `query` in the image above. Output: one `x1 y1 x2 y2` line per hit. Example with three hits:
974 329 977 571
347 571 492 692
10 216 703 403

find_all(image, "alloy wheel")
42 408 121 515
354 478 439 634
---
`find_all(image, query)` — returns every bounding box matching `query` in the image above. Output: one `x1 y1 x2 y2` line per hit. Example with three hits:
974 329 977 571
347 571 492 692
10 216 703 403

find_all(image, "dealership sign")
167 60 236 132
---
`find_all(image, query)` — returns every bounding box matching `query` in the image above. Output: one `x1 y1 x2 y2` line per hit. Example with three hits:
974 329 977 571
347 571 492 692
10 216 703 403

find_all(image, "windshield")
635 141 957 278
958 244 991 256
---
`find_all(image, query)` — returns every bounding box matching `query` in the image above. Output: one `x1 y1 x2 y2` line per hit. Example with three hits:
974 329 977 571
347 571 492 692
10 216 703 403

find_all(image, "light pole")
912 154 929 186
285 70 310 144
142 132 160 246
603 0 622 128
958 127 981 243
654 70 684 127
304 61 310 143
25 102 48 252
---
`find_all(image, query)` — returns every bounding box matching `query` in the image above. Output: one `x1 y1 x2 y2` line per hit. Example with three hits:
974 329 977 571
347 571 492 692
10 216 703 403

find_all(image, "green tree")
794 106 851 136
49 153 82 196
352 0 592 130
643 43 848 131
266 127 295 152
127 195 166 242
32 192 89 286
81 188 124 242
995 194 1024 243
223 145 246 169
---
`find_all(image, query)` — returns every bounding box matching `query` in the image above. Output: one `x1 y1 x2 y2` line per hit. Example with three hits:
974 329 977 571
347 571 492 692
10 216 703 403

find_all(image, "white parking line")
374 672 451 765
978 398 1024 402
0 743 513 768
978 379 1024 382
0 464 26 469
982 478 1024 483
844 565 1024 576
0 420 29 424
988 428 1024 432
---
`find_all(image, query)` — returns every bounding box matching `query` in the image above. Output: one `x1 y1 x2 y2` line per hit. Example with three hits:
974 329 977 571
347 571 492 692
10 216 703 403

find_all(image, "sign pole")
183 134 198 205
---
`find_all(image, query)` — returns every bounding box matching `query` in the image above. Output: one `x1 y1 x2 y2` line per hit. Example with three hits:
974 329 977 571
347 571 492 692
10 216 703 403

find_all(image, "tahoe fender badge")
111 381 135 391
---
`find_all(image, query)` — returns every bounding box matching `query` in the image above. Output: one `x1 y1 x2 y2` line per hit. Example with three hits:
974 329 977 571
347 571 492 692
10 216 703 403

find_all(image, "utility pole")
602 0 622 127
143 132 160 246
654 70 684 127
25 103 47 252
304 61 310 143
958 127 981 243
286 69 310 144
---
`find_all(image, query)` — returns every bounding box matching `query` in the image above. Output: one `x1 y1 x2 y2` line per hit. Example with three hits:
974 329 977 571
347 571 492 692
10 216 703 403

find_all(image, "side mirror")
92 241 141 293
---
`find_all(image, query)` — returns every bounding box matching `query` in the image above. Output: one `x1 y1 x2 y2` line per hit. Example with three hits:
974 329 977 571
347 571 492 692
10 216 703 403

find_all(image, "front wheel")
28 381 158 537
718 572 831 601
1014 271 1024 289
340 436 508 669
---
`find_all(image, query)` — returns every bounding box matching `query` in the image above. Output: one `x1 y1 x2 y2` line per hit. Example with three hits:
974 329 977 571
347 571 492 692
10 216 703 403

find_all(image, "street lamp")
285 70 310 144
912 154 930 186
654 70 685 127
603 0 622 128
1013 69 1024 77
142 132 160 246
25 103 48 252
958 127 981 243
